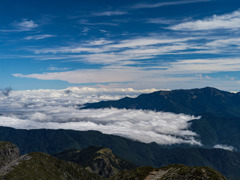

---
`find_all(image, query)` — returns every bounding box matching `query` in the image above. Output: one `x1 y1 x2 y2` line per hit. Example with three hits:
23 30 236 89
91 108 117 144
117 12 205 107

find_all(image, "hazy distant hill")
0 127 239 179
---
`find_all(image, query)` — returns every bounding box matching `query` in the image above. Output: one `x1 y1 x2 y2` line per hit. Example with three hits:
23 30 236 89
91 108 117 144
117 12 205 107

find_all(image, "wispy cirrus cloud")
145 18 178 25
27 34 240 65
29 36 200 66
14 19 38 31
12 57 240 86
167 58 240 74
15 32 240 90
24 34 55 40
0 19 38 32
206 38 240 48
30 36 196 62
91 10 128 16
109 37 194 48
34 46 104 54
214 144 235 151
131 0 211 9
47 67 69 71
13 67 142 84
170 9 240 31
78 19 118 26
1 19 38 32
87 39 113 46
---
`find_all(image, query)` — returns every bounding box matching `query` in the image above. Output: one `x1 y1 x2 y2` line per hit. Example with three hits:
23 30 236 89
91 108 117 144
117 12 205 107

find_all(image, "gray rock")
0 142 19 169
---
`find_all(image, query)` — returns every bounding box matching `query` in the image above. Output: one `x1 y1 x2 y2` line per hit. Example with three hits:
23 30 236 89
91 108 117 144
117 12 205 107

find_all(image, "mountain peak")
54 146 136 178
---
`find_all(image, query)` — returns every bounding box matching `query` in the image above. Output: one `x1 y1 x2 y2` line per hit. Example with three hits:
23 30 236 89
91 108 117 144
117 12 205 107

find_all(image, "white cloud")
13 57 240 86
13 68 138 84
131 0 210 9
146 18 177 24
170 9 240 31
47 67 69 71
12 66 195 85
214 144 235 151
33 37 194 55
34 47 103 54
206 38 240 48
0 88 201 145
87 39 113 46
14 19 38 31
0 19 38 32
92 10 127 16
20 34 240 90
24 34 55 40
168 58 240 74
119 44 189 55
78 19 118 26
110 37 194 49
30 36 196 64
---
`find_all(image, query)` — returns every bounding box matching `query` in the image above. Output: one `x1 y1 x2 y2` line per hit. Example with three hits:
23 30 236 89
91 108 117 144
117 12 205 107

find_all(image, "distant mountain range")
82 87 240 150
0 141 226 180
82 87 240 117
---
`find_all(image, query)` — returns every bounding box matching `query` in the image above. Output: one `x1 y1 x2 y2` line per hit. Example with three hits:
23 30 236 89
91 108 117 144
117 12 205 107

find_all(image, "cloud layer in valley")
214 144 235 151
0 87 201 145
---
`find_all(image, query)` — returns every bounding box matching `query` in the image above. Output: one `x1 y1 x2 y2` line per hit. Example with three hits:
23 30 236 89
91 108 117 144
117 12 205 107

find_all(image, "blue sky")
1 0 240 90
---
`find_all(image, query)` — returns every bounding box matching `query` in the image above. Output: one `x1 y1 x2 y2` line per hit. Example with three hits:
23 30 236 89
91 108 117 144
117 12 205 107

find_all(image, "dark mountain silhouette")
82 87 240 117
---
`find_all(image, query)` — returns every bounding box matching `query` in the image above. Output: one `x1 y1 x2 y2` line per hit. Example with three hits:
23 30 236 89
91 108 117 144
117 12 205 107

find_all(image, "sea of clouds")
0 87 201 145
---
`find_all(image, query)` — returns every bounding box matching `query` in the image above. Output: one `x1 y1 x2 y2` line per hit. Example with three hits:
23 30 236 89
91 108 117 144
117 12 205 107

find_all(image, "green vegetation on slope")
0 141 227 180
1 152 102 180
109 166 155 180
0 127 239 179
160 164 226 180
54 146 136 178
110 165 226 180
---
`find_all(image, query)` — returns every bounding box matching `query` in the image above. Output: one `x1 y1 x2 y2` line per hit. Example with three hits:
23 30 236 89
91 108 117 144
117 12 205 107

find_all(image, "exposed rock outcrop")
0 141 19 169
54 146 136 178
110 165 226 180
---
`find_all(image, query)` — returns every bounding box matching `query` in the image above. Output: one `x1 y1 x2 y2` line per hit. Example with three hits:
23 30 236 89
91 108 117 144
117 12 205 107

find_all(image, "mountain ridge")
54 146 137 178
0 126 239 179
82 87 240 117
0 141 226 180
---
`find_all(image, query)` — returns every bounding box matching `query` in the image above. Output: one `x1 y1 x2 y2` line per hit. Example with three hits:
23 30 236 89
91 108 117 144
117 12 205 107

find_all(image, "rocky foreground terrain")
0 141 226 180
